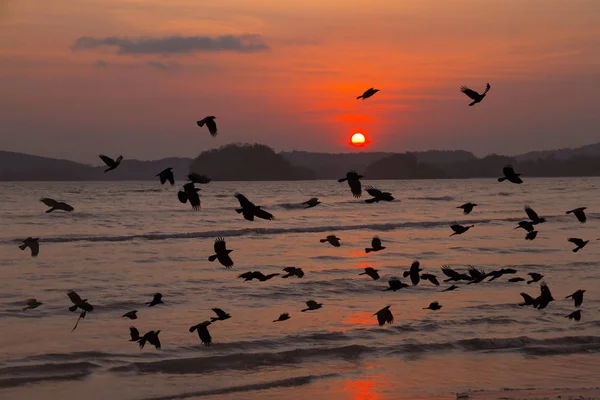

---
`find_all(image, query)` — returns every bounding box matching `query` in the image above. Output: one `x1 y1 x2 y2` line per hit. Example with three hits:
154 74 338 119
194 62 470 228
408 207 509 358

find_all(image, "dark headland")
2 142 600 181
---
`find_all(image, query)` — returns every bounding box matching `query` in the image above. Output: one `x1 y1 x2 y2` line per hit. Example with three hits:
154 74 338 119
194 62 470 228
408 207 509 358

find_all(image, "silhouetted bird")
566 207 587 223
139 330 161 349
526 231 538 241
524 205 546 224
423 301 443 310
129 327 140 342
211 308 231 322
442 284 458 292
460 83 490 106
534 282 554 310
67 290 93 312
457 202 477 215
449 222 474 236
23 298 43 310
420 273 440 286
178 182 201 211
338 171 363 198
466 266 487 284
565 290 585 308
157 168 174 185
527 273 543 284
508 277 525 283
282 267 304 278
357 87 379 100
364 186 394 203
273 313 290 322
365 236 385 253
99 154 123 172
146 293 163 307
384 277 409 291
519 293 535 307
190 321 212 346
40 198 74 213
302 198 321 208
19 237 39 257
566 310 581 321
320 235 341 247
373 305 394 326
498 165 523 184
122 310 138 320
238 271 279 281
360 267 380 280
515 221 535 233
487 268 517 281
188 173 211 184
208 237 234 268
568 237 589 252
234 193 274 221
196 116 217 136
441 265 473 282
301 300 323 312
71 311 86 332
402 260 422 286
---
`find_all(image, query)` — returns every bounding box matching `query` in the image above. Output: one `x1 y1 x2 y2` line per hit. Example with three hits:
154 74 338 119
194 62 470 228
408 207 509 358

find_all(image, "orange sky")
1 0 600 162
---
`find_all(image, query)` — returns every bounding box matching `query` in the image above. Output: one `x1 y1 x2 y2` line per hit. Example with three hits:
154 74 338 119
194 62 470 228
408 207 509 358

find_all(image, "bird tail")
337 178 347 182
301 308 308 312
573 247 580 253
46 207 56 213
356 95 363 99
235 208 243 214
527 280 533 284
364 198 377 204
273 319 278 322
497 177 506 182
365 248 372 253
208 255 218 262
320 239 327 243
104 168 111 173
358 272 366 275
189 326 197 333
68 305 78 312
18 243 27 250
210 317 218 322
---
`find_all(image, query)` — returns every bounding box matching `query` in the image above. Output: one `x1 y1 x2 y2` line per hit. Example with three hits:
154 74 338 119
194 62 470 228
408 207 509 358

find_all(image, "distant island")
2 142 600 181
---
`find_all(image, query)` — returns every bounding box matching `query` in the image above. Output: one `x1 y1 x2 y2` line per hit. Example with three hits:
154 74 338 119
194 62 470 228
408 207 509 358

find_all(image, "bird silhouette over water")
208 237 234 268
23 298 43 310
19 237 39 257
460 83 490 106
321 235 341 247
359 267 380 280
365 236 385 253
338 171 363 198
67 290 93 312
196 116 217 137
466 266 487 284
357 88 379 100
211 308 231 322
146 293 163 307
282 267 304 278
157 168 174 185
527 273 543 284
364 186 394 203
535 282 554 310
420 273 440 286
566 207 587 223
515 221 535 233
487 268 517 282
565 290 585 307
129 327 140 342
139 330 161 349
301 300 322 312
519 293 535 307
238 271 279 281
302 197 321 208
71 311 87 332
122 310 138 320
190 321 212 346
373 305 394 326
449 222 474 236
403 261 422 286
457 202 477 215
273 313 290 322
441 265 473 282
40 198 74 213
423 301 443 310
99 154 123 172
384 277 409 291
178 182 201 211
234 193 274 221
498 165 523 184
525 231 538 241
568 237 589 252
188 173 211 184
442 284 458 292
524 205 546 224
566 310 581 321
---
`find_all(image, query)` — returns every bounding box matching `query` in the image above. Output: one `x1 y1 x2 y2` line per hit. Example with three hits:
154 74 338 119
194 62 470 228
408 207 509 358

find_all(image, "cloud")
146 60 180 71
92 59 108 68
72 34 270 55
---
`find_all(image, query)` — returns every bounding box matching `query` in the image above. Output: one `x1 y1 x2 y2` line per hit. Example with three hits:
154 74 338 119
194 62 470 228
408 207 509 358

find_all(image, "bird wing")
166 170 174 185
26 298 37 306
235 193 254 208
524 205 539 221
254 208 275 220
306 300 318 308
520 293 534 304
503 165 515 176
238 271 254 279
460 86 480 100
441 265 459 278
129 327 140 341
574 210 587 223
99 154 115 166
67 290 83 304
371 236 381 249
449 223 462 233
40 198 58 207
467 266 484 279
568 238 584 246
348 179 362 198
214 237 227 253
303 197 318 205
212 308 227 318
540 282 552 298
283 267 295 273
29 240 40 256
365 186 382 197
295 268 305 278
198 325 212 345
205 119 217 137
153 293 162 302
149 332 161 349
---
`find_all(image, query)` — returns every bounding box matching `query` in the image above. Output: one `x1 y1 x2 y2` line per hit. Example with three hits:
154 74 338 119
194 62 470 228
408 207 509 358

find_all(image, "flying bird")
357 87 379 100
129 327 140 342
403 260 422 286
190 321 212 346
566 310 581 322
519 293 535 307
441 265 473 282
302 198 321 208
320 235 341 247
524 205 546 224
178 182 201 211
273 313 290 322
196 116 217 137
40 198 74 213
466 266 487 284
71 311 87 332
19 237 39 257
565 290 585 308
384 277 409 291
566 207 587 223
99 154 123 172
157 168 174 185
211 308 231 322
365 236 385 253
188 173 211 184
238 271 279 282
526 231 538 241
338 171 363 198
460 83 490 106
420 273 440 286
122 310 138 320
359 267 380 280
442 284 458 292
301 300 323 312
138 330 161 349
373 305 394 326
364 186 394 203
282 267 304 279
23 298 43 310
457 202 477 215
208 237 234 268
423 301 443 310
515 221 535 233
67 290 93 312
498 165 523 184
568 238 589 252
146 293 164 307
534 282 554 310
234 193 274 221
449 222 474 236
487 268 517 281
527 273 543 284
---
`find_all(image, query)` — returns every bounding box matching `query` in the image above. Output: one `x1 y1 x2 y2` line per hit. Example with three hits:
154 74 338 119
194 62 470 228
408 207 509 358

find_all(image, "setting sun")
351 133 366 146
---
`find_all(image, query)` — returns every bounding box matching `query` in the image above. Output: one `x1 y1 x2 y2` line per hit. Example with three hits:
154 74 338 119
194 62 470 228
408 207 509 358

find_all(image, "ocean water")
0 178 599 400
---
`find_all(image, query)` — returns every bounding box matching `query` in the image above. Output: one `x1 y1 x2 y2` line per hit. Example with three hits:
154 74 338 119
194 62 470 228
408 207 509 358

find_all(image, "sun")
351 133 366 146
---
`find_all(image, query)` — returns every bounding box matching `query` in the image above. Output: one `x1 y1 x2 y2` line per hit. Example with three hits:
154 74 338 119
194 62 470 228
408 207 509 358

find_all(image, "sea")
0 179 599 400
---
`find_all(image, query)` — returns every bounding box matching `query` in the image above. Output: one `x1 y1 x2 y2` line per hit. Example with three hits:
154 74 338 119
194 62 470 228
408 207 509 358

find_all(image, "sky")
1 0 600 163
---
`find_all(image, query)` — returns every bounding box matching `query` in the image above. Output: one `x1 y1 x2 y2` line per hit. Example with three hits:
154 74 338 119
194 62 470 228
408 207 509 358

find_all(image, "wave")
0 361 99 389
408 196 454 201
